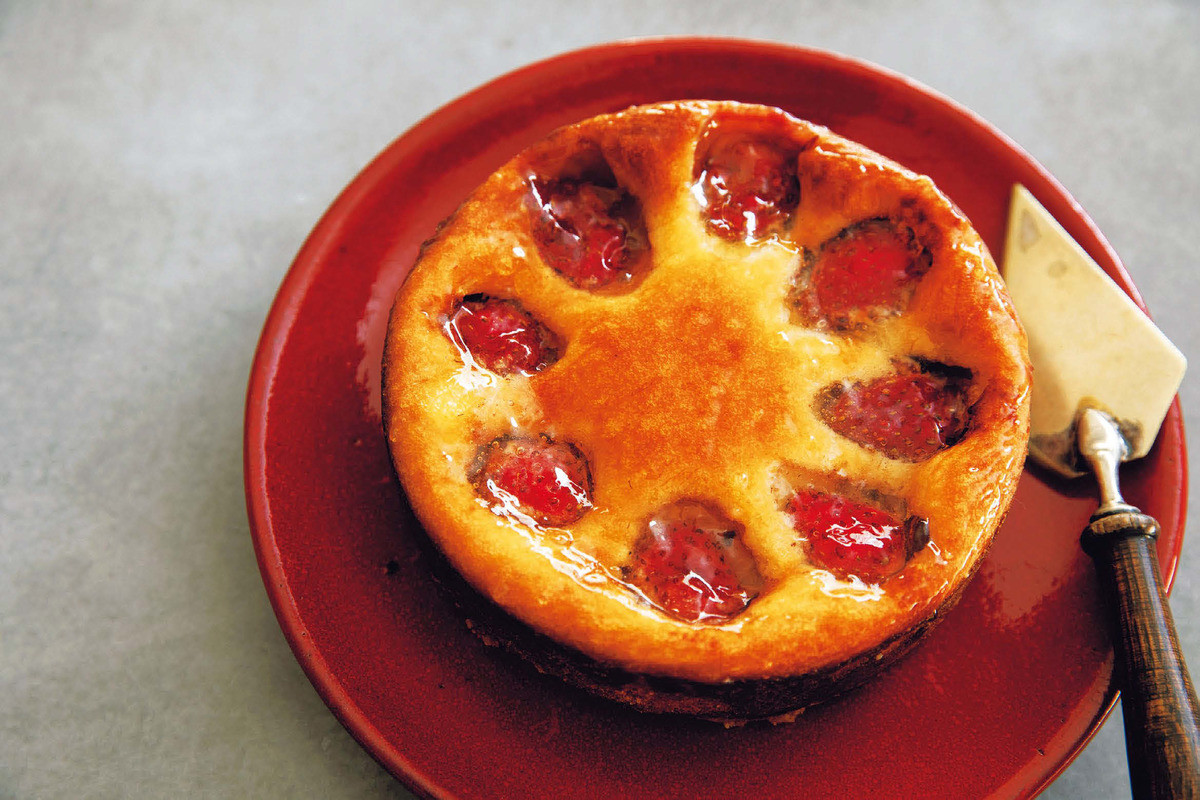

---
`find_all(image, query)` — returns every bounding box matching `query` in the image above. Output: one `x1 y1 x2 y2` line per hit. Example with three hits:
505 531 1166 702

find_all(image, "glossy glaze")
694 136 800 241
792 218 931 331
473 435 593 527
816 366 972 462
528 177 646 289
244 39 1188 799
445 296 560 376
626 500 762 623
789 488 922 582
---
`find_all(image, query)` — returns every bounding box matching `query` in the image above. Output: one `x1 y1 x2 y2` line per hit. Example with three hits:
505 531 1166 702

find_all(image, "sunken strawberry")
792 218 931 330
788 490 928 583
817 366 971 461
529 178 644 289
627 502 761 623
474 436 592 526
696 138 799 241
446 295 558 375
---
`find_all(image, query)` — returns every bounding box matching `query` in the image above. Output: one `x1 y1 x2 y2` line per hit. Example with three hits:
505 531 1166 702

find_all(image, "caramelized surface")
382 101 1030 684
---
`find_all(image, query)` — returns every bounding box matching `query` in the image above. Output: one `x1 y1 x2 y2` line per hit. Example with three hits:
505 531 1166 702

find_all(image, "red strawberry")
817 367 970 461
446 296 558 375
474 437 592 526
697 138 799 241
627 504 760 623
793 219 931 330
788 490 927 583
529 179 643 289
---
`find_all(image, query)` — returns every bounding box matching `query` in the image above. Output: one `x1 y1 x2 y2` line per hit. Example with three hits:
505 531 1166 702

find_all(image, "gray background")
3 1 1198 797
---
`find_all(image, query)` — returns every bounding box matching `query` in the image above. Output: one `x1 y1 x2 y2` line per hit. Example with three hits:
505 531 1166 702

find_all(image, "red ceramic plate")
245 39 1187 799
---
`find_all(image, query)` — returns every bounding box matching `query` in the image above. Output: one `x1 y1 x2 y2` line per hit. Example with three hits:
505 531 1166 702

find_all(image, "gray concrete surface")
2 1 1197 797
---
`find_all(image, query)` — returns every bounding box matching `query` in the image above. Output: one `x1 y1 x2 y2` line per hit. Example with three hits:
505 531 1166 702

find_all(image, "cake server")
1001 185 1197 798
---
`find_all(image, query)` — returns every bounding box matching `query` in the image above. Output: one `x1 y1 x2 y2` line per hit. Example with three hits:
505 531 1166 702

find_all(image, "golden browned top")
382 101 1030 683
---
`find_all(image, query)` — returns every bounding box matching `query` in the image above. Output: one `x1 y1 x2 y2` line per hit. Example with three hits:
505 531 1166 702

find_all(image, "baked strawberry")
627 503 761 623
696 138 799 241
529 178 644 289
474 436 592 526
446 296 558 375
817 366 970 461
792 219 931 330
788 490 928 583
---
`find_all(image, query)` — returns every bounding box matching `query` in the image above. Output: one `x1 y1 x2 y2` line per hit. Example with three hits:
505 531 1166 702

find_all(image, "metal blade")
1000 185 1186 478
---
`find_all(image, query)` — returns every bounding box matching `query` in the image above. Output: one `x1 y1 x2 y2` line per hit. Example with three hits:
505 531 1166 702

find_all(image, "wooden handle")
1082 510 1200 798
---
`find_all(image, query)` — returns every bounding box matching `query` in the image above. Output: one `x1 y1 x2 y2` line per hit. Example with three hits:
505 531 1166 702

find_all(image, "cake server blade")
1001 185 1198 799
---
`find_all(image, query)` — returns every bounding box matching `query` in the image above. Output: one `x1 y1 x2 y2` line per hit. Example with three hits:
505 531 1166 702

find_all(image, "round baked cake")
382 100 1031 720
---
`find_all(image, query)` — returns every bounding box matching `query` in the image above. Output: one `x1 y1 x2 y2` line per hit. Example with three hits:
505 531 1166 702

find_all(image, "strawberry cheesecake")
381 100 1031 719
